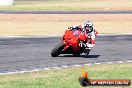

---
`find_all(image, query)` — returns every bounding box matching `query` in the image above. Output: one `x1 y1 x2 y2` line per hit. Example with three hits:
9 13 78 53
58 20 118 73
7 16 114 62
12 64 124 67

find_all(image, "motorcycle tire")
51 42 64 57
85 49 91 55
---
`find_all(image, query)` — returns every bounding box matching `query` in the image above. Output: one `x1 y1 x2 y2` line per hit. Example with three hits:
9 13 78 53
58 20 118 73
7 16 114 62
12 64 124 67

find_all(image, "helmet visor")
85 26 92 32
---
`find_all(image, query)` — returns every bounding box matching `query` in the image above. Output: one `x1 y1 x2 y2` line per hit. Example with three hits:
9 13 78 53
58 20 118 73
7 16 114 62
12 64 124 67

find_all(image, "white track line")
94 63 101 65
84 63 92 66
43 68 50 70
72 64 82 67
117 61 125 64
105 62 113 64
126 60 132 63
0 60 131 75
0 33 132 38
52 67 62 69
61 66 68 68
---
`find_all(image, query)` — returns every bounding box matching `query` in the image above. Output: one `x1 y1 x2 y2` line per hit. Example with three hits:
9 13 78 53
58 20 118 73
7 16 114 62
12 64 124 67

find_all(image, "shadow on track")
83 55 100 58
58 54 100 58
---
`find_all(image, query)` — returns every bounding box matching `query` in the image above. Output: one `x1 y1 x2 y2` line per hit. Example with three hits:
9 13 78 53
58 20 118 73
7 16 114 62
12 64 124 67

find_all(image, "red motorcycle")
51 29 91 57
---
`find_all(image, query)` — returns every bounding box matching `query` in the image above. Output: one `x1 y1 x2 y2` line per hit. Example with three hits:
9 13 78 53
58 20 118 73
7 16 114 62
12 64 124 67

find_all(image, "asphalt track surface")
0 11 132 14
0 35 132 74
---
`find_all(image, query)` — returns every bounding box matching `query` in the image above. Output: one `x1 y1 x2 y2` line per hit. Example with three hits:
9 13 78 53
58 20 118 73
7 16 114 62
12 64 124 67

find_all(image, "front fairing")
62 29 88 54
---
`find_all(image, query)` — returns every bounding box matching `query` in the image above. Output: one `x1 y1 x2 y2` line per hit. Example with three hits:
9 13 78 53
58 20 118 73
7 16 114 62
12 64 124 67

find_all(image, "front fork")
84 48 91 55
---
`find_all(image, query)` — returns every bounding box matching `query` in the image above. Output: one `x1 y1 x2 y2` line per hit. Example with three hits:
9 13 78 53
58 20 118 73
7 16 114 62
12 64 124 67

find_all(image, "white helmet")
84 21 93 33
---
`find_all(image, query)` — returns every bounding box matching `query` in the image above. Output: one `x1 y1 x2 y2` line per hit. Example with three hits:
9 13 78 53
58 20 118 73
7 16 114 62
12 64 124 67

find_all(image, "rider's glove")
79 42 87 48
68 27 73 30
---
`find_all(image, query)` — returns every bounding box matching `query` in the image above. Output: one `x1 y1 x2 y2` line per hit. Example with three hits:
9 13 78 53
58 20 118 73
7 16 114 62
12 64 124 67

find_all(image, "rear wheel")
51 42 64 57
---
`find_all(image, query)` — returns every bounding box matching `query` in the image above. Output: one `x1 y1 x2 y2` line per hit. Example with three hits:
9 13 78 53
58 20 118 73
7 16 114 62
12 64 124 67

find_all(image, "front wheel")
84 48 91 55
51 42 65 57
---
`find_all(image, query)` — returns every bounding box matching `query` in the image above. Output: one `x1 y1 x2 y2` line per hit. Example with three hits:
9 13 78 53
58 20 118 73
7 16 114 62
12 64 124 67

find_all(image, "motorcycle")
51 29 92 57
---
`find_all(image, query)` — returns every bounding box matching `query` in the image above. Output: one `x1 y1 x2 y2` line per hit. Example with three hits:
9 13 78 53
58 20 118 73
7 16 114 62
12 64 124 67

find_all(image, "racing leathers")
69 25 98 52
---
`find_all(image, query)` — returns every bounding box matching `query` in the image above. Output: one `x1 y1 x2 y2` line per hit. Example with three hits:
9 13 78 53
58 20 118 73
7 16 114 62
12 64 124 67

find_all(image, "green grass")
0 63 132 88
0 0 132 11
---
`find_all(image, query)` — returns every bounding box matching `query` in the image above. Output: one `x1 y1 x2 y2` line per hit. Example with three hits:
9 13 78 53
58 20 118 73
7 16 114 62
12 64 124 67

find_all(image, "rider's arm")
94 29 98 37
85 29 97 48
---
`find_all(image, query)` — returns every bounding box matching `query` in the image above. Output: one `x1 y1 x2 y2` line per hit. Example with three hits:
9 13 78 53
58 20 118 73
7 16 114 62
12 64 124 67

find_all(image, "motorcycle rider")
83 21 98 54
68 21 98 54
83 21 98 48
